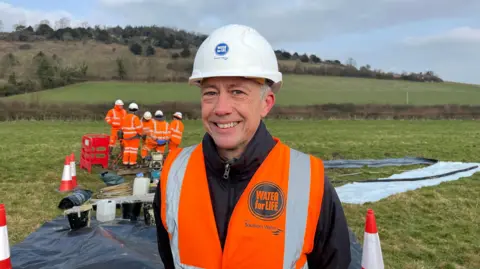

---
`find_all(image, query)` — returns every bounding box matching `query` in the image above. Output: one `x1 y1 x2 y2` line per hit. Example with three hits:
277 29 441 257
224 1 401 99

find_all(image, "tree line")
0 18 443 85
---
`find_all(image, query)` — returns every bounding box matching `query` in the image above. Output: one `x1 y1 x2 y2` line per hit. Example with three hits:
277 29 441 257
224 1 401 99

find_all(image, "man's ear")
260 91 275 118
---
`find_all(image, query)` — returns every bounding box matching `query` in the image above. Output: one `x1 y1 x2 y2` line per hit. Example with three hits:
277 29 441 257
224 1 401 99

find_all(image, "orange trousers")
122 138 140 165
141 143 166 159
109 127 120 147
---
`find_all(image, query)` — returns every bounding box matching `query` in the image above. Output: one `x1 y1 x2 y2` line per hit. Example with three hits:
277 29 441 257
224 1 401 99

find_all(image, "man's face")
200 77 275 157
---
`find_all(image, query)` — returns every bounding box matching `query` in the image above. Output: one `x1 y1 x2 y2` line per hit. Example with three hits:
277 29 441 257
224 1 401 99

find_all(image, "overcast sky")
1 0 479 84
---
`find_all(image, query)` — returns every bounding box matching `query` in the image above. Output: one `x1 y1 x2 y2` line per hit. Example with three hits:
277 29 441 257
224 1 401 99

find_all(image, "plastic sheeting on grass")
10 216 364 269
323 156 438 168
335 161 480 204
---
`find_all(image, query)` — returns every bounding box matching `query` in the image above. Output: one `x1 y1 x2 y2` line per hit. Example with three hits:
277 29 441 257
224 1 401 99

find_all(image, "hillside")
4 74 480 106
0 21 447 98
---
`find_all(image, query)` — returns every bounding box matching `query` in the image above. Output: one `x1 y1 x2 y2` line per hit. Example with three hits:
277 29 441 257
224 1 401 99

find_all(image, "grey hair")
260 84 272 100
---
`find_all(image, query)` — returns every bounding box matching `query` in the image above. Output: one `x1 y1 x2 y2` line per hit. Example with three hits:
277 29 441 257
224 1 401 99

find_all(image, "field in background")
1 119 479 269
3 74 480 105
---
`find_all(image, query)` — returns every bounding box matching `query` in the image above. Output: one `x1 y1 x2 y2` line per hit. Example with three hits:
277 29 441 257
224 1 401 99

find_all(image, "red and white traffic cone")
0 204 12 269
59 155 74 192
70 152 77 188
361 209 384 269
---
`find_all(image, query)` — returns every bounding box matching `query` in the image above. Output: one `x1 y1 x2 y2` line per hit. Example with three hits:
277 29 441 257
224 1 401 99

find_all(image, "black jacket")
153 121 352 268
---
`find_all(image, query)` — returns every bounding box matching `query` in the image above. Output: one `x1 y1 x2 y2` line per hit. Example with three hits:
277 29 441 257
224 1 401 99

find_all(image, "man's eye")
232 90 244 95
203 91 216 96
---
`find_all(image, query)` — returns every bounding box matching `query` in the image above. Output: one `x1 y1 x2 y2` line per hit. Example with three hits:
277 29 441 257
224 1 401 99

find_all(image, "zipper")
223 162 231 179
222 161 234 249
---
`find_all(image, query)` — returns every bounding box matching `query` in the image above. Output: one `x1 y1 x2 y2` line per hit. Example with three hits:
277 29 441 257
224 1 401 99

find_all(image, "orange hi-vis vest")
146 119 169 145
160 138 325 269
142 120 154 137
105 108 126 129
169 119 184 145
121 114 143 139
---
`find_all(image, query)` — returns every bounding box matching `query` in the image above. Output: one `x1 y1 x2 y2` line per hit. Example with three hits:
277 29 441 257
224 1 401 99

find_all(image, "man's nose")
214 92 233 115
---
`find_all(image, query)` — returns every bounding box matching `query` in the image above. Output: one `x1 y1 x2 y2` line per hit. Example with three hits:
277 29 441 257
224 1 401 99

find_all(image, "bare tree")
13 20 26 32
55 17 71 30
34 19 51 31
0 20 3 32
345 57 357 68
39 19 51 26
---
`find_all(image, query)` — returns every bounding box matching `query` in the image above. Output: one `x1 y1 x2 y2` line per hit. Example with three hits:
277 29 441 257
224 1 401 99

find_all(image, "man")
141 110 170 161
151 110 170 154
120 103 143 167
167 111 184 151
104 99 126 156
153 24 351 268
140 111 154 163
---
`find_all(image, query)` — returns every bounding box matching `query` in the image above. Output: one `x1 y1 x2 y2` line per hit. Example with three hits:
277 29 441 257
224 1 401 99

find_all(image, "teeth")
217 122 238 129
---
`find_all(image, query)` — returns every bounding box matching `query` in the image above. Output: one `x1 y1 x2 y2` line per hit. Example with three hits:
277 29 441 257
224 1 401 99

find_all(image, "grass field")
1 119 479 269
4 74 480 105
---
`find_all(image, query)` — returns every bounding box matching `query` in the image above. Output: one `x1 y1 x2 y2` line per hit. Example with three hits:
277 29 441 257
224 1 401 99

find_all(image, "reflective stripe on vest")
122 114 140 136
170 120 182 140
163 142 318 269
151 120 169 140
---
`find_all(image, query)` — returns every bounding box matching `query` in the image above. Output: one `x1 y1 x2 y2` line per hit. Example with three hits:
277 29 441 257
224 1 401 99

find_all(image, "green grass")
3 74 480 105
1 119 479 269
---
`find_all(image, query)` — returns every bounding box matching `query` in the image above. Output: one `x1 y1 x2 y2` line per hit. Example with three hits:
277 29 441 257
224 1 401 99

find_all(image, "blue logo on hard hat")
214 43 229 58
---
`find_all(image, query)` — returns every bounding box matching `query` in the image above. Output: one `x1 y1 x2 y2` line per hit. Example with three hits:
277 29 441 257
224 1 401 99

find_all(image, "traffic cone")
59 155 74 192
361 209 384 269
70 152 77 188
0 204 12 269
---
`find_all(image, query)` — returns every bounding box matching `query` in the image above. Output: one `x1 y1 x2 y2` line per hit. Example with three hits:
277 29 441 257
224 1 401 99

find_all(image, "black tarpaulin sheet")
10 216 164 269
323 156 438 168
10 216 363 269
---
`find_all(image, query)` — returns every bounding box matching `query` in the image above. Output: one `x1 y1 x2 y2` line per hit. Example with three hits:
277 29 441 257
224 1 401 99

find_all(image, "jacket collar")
202 120 277 182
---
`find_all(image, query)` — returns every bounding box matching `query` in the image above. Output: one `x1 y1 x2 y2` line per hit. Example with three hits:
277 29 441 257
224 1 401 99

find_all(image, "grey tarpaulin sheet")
336 161 480 204
10 216 363 269
323 156 437 168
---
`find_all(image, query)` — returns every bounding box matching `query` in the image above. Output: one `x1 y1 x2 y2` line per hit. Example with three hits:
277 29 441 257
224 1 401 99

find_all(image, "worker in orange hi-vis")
120 103 143 168
150 110 170 153
140 111 155 163
168 111 184 151
104 99 127 156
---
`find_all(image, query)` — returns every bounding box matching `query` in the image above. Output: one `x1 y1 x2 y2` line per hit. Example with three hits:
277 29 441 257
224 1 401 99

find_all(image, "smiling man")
153 24 351 269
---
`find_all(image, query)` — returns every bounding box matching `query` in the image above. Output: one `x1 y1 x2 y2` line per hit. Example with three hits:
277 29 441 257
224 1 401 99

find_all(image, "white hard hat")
128 103 139 111
173 112 182 119
154 110 164 117
143 111 152 120
115 99 124 106
189 24 282 93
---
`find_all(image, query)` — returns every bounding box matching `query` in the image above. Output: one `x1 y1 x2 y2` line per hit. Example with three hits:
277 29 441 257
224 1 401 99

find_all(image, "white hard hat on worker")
173 112 182 119
128 103 139 111
143 111 152 120
189 24 282 93
189 24 280 159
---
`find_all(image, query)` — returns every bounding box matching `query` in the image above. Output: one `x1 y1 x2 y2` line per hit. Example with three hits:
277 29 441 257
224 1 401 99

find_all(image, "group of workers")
104 100 184 167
